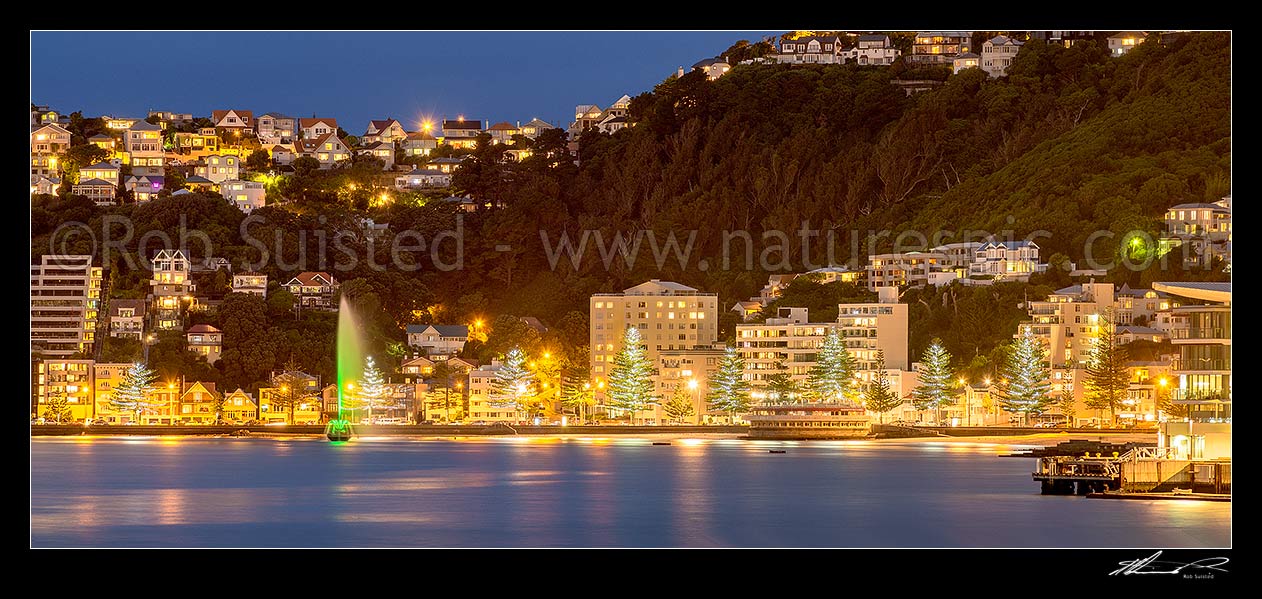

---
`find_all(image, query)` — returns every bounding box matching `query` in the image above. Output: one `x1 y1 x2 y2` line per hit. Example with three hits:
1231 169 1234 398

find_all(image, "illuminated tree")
606 327 657 422
707 345 751 419
41 392 73 424
105 362 161 422
912 339 956 424
996 329 1054 425
490 347 537 415
560 364 596 423
807 328 856 403
764 361 798 402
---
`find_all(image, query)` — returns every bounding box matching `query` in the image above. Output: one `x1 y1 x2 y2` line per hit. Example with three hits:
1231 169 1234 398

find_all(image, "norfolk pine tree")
605 327 658 423
707 345 752 420
106 362 161 422
806 328 856 403
911 339 956 425
490 347 537 416
662 387 697 424
996 329 1054 425
863 350 903 423
1084 310 1129 424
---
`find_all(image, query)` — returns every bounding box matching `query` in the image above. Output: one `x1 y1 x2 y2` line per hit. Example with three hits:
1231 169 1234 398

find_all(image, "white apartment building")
220 179 265 212
126 121 165 178
654 345 726 424
589 280 719 382
467 361 526 423
150 249 194 331
195 154 240 184
31 255 103 358
1020 282 1115 369
866 251 954 290
968 240 1046 281
837 287 910 371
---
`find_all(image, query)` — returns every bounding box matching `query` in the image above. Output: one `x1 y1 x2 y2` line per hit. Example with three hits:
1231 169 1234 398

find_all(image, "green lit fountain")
325 296 363 442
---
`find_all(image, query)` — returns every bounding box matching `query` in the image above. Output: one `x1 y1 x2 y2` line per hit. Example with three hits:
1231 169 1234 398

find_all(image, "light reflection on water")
31 436 1230 548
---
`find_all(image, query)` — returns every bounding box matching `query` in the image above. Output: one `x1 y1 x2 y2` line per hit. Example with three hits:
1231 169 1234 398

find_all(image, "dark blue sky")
31 31 779 132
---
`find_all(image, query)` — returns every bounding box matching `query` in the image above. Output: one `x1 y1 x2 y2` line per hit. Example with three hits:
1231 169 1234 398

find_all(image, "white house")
212 109 254 132
402 131 438 157
395 168 451 189
79 161 120 186
73 178 116 204
31 175 59 195
125 175 162 202
220 179 266 212
982 35 1024 77
845 34 901 66
952 52 981 74
777 36 845 64
486 122 520 144
256 112 296 144
441 118 483 149
232 271 268 297
1108 31 1146 56
519 118 556 139
194 154 240 184
126 120 165 178
362 119 407 145
357 141 395 170
690 57 731 79
299 117 338 140
405 324 470 356
295 133 351 169
31 123 71 177
968 240 1046 281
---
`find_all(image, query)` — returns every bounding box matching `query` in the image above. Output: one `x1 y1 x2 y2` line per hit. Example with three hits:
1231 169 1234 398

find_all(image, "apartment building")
589 279 719 382
31 255 103 358
1020 282 1115 369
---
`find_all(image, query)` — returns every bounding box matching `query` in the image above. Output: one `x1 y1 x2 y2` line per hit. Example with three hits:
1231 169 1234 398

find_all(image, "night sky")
30 31 779 132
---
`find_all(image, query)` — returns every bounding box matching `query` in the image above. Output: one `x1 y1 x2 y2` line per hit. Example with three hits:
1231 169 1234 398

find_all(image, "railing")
1171 328 1230 340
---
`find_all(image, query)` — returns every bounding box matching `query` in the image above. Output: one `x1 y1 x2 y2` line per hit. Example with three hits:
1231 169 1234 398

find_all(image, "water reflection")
31 437 1231 548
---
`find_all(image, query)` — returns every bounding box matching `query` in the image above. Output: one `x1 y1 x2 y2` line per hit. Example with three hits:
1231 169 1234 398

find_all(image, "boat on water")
325 419 355 442
746 403 872 439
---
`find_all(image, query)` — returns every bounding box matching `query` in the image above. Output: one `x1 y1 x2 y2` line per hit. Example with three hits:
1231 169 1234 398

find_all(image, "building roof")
987 35 1024 47
979 240 1038 250
443 119 483 130
623 279 698 294
75 178 114 187
287 271 337 287
184 175 213 184
858 34 889 42
522 118 555 129
405 324 470 337
261 112 294 119
88 134 113 141
368 119 402 131
405 168 446 176
172 189 192 195
128 120 162 132
299 117 338 129
212 109 253 123
1109 31 1147 39
187 324 222 334
1151 282 1230 303
361 141 391 150
691 57 725 69
296 132 344 153
1168 202 1229 211
1053 285 1083 295
109 299 146 317
487 122 518 131
430 157 465 164
917 31 971 38
955 52 981 59
1117 325 1167 336
406 131 437 140
83 161 119 171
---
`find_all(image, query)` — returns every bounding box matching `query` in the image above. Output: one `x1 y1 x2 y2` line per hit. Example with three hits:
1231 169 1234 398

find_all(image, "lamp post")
167 382 176 425
688 378 699 424
982 378 991 427
143 333 156 364
957 377 967 427
454 381 464 422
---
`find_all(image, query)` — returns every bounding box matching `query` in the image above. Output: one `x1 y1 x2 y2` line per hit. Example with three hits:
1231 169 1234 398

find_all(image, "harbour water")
30 436 1230 548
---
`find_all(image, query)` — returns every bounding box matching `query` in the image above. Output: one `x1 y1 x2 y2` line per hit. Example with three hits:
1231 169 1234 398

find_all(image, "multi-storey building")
866 251 954 290
1108 31 1146 56
1114 284 1175 327
231 272 267 297
441 118 483 150
107 298 146 339
589 280 719 382
295 133 351 169
33 359 96 421
981 35 1024 77
776 35 845 64
519 118 556 139
220 179 265 212
149 249 194 331
845 34 901 65
1154 282 1230 421
31 123 71 177
467 361 525 423
212 109 254 133
31 255 103 358
405 325 469 356
968 240 1046 281
174 131 219 157
222 388 259 424
125 121 165 180
737 307 835 387
186 324 222 365
256 112 296 144
362 119 407 145
1164 201 1231 241
299 118 338 140
1020 282 1115 369
284 272 339 310
909 31 972 65
91 362 132 423
402 131 438 157
836 287 910 371
194 154 240 184
654 345 726 424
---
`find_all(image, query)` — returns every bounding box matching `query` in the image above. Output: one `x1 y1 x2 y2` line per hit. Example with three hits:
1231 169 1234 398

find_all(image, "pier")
1033 446 1231 497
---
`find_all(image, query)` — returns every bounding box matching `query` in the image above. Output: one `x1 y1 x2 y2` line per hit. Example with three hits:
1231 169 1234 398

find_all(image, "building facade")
31 255 103 358
589 279 720 382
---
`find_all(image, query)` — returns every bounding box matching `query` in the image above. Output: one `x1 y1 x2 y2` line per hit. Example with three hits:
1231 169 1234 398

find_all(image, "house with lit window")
256 112 296 144
467 361 526 423
486 122 520 144
691 57 731 79
125 175 162 202
776 35 845 64
295 133 351 169
108 299 146 339
1108 31 1146 56
845 34 901 65
981 35 1024 77
519 118 556 139
91 362 132 424
569 104 606 138
150 249 195 331
258 384 323 425
597 114 628 134
362 119 407 145
126 120 165 179
402 131 438 157
212 109 254 132
194 154 240 184
300 117 338 140
33 359 96 422
405 325 469 356
222 388 259 424
186 324 223 364
31 123 71 177
174 131 219 156
428 157 465 174
395 167 451 189
1164 201 1231 241
220 179 265 212
357 141 395 170
441 118 483 149
104 116 139 130
270 145 296 166
148 110 193 126
968 240 1046 281
88 134 116 153
285 271 339 310
31 175 59 195
79 161 120 186
910 31 972 64
952 52 981 74
401 356 437 377
231 271 267 297
72 178 116 204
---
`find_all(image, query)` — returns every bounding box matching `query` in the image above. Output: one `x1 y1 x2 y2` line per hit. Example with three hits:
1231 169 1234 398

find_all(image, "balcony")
1171 328 1230 342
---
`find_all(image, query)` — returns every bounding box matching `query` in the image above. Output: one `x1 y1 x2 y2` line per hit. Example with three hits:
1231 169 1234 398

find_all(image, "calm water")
31 436 1230 548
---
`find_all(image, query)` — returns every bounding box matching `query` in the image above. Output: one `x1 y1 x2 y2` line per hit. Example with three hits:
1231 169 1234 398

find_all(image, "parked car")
470 420 487 425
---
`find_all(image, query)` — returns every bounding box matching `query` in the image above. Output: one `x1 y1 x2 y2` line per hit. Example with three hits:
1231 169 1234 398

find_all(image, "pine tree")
105 362 161 422
41 392 73 423
560 364 596 423
605 327 657 422
911 338 956 424
662 387 697 424
1083 310 1129 424
863 350 903 423
806 328 857 403
360 355 394 417
996 329 1054 425
490 346 536 415
764 361 798 402
707 345 751 419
